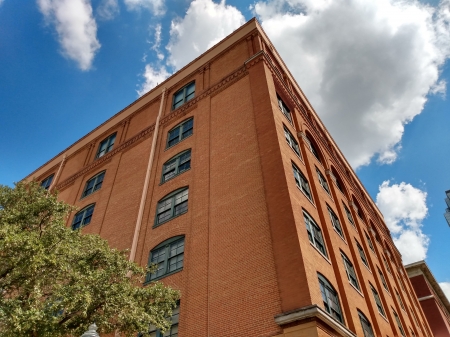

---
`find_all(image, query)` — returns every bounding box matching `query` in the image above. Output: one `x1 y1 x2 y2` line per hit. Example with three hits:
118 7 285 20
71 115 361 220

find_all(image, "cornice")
55 124 155 190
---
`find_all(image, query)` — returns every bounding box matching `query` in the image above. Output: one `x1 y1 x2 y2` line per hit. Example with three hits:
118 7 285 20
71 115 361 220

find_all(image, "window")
167 119 193 148
383 255 392 274
398 274 406 292
162 150 191 183
318 274 343 323
304 211 327 257
341 252 359 290
155 188 188 226
330 169 344 194
147 303 180 337
378 267 389 292
328 206 344 238
96 133 116 159
304 134 321 161
370 283 385 316
71 204 95 230
173 81 195 110
317 169 330 194
395 289 405 310
352 201 365 221
356 239 369 268
146 236 184 282
283 126 301 157
82 171 105 198
292 164 312 201
277 95 292 122
358 311 375 337
343 203 355 226
40 174 54 190
365 231 375 252
393 309 405 336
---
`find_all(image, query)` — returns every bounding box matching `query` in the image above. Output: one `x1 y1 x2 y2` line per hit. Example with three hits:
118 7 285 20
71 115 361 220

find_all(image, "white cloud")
96 0 119 20
0 0 4 7
376 181 430 264
166 0 246 70
137 64 170 96
152 23 164 61
37 0 100 71
439 282 450 301
123 0 165 16
253 0 450 168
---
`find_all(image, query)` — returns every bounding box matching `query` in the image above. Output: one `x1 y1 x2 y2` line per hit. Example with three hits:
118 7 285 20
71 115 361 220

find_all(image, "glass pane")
158 199 173 213
174 201 188 215
164 171 176 182
158 210 172 223
168 128 180 142
178 161 190 172
174 190 188 205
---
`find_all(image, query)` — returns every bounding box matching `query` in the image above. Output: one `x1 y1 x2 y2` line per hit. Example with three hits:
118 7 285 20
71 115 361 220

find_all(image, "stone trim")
274 304 356 337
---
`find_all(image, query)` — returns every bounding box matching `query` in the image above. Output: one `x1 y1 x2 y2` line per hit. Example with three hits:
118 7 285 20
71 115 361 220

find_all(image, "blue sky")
1 0 450 296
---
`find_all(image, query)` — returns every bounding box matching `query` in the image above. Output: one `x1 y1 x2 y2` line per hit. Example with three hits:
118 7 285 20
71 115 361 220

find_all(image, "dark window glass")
356 239 369 268
173 82 195 110
342 252 359 290
82 171 105 198
318 274 343 323
277 95 292 122
393 309 405 336
328 206 344 238
330 170 344 193
358 311 375 337
283 126 301 157
146 236 184 282
304 135 321 161
41 174 54 190
383 255 392 274
317 169 330 194
155 188 188 226
293 164 312 201
71 204 95 230
343 203 355 226
378 267 389 292
96 133 116 159
167 119 193 148
162 150 191 183
365 231 375 251
396 289 405 310
304 212 327 257
370 283 385 316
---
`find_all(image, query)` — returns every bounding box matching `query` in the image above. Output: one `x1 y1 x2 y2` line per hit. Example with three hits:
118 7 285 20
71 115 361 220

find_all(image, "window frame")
365 231 375 252
328 206 344 239
318 273 344 323
292 164 313 201
395 289 405 310
343 203 355 227
96 133 116 159
304 134 321 162
341 251 360 290
81 171 105 198
161 149 191 183
172 81 195 110
393 309 406 336
40 174 54 190
154 188 189 227
358 310 375 337
277 94 292 123
378 267 389 292
166 118 194 149
317 168 331 195
71 204 95 230
283 125 301 157
147 302 180 337
356 239 370 269
145 236 185 283
370 283 386 317
304 211 327 257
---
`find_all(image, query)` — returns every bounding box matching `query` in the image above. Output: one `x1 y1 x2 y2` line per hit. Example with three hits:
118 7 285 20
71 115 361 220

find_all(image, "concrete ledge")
274 304 357 337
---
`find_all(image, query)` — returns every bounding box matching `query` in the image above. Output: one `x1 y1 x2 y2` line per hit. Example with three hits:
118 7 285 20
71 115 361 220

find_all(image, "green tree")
0 182 179 337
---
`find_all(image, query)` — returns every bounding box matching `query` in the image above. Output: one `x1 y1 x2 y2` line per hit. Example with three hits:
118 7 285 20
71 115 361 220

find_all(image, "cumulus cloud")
439 282 450 301
152 23 164 61
253 0 450 168
37 0 100 71
137 65 170 96
166 0 246 70
376 181 429 264
96 0 119 20
123 0 165 15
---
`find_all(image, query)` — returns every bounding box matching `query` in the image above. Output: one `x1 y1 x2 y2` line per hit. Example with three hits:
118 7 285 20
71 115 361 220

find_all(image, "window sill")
164 134 193 152
279 107 293 126
144 268 183 285
333 227 346 244
349 282 364 297
160 168 191 185
378 311 389 323
153 210 188 228
309 242 331 265
296 185 316 208
80 189 100 201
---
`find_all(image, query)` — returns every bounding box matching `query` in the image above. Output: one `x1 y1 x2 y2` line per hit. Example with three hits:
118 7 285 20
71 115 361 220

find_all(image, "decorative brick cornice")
55 124 155 190
160 103 198 127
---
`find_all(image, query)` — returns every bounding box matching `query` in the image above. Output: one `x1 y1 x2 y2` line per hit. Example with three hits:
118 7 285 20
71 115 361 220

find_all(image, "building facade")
26 19 433 337
406 261 450 337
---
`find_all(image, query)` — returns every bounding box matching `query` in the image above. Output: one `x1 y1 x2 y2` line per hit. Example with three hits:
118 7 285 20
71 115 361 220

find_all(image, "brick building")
26 19 433 337
406 261 450 337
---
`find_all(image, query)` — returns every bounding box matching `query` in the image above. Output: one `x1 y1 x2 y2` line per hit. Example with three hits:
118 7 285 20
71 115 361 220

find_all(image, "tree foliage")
0 182 179 337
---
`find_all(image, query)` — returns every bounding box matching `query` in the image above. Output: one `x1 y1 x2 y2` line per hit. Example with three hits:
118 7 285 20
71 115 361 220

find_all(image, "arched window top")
172 81 195 110
82 170 105 198
351 196 366 223
72 203 95 230
146 235 185 283
317 273 344 323
155 187 189 226
330 166 348 197
369 221 381 243
357 310 375 337
304 131 323 163
161 149 191 183
166 118 193 148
